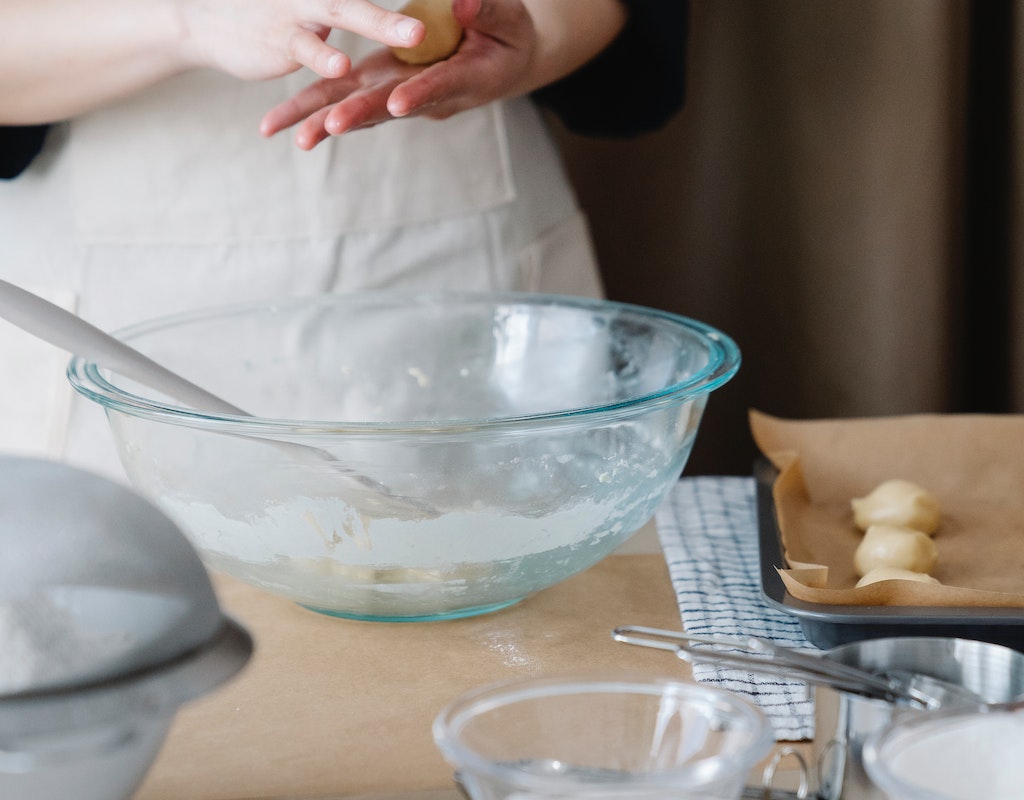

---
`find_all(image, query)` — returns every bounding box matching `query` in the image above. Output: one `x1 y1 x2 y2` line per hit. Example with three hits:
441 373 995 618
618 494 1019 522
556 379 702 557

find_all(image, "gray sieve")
0 457 225 696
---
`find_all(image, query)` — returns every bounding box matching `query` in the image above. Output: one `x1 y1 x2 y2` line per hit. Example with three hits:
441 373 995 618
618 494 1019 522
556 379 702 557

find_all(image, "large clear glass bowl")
68 292 739 621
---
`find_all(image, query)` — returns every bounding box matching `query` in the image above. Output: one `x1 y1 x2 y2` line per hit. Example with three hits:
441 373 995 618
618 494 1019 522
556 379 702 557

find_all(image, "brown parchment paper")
133 550 689 800
750 410 1024 607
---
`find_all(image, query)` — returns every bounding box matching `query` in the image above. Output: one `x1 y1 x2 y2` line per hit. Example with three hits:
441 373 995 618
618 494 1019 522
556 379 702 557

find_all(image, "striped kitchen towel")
656 476 816 741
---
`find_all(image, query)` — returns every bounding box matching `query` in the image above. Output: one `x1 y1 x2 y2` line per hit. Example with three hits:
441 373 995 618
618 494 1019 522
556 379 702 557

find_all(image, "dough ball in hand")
851 479 941 534
856 566 942 588
854 524 939 577
391 0 464 65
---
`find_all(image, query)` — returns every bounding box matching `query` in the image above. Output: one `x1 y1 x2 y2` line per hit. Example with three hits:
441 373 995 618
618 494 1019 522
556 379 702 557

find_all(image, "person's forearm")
518 0 627 94
0 0 189 124
0 0 424 125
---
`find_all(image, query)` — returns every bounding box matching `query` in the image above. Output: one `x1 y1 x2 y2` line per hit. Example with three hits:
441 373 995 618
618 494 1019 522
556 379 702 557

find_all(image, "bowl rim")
431 672 773 793
66 291 741 435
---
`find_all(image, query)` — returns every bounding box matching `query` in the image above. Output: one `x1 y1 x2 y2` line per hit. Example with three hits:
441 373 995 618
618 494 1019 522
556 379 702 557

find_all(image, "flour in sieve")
0 593 131 695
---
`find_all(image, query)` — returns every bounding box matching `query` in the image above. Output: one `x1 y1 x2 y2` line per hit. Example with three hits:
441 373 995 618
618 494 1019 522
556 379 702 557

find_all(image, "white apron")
0 17 601 479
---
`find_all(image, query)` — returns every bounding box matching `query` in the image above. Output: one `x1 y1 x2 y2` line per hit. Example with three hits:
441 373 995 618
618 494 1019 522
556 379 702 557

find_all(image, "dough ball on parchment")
854 524 939 577
851 478 941 534
391 0 464 65
855 566 942 588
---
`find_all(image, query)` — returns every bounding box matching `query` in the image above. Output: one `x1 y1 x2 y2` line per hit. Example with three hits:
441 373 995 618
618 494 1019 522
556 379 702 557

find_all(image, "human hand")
175 0 427 81
259 0 540 149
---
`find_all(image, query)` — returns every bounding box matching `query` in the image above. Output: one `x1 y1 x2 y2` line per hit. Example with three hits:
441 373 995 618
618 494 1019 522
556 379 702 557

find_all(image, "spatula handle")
0 279 246 415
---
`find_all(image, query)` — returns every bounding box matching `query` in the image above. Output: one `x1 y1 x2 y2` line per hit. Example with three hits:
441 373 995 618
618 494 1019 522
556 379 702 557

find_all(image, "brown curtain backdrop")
551 0 1023 476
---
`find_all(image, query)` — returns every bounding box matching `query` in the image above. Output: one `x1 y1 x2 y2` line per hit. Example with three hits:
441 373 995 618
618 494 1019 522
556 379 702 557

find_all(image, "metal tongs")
613 625 983 710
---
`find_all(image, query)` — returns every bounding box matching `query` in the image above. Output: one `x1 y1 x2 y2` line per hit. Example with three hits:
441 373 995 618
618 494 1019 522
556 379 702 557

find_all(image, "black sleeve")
531 1 690 138
0 125 50 179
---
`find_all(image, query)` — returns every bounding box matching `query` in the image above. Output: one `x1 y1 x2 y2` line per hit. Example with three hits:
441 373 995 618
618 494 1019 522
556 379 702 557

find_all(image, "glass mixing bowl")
68 292 739 621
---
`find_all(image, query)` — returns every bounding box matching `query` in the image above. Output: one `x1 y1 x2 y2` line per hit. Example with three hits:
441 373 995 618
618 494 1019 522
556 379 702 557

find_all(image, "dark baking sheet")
754 458 1024 652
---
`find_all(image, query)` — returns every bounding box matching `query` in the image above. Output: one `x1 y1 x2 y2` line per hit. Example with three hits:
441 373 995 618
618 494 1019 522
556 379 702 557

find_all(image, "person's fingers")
310 0 426 48
324 87 395 134
260 105 290 137
293 107 335 150
386 66 451 117
260 94 315 137
260 78 358 135
452 0 526 41
450 0 482 28
385 0 532 115
288 28 351 78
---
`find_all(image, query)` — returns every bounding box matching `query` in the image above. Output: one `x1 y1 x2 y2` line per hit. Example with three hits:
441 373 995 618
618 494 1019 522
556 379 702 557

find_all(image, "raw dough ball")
854 524 939 577
856 566 942 588
391 0 464 65
851 479 941 534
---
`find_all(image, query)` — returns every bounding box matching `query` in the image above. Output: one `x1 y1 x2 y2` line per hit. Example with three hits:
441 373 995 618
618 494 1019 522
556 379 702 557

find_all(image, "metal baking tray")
754 458 1024 652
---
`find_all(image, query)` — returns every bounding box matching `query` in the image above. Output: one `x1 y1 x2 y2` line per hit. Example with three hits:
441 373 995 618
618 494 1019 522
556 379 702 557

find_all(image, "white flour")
885 714 1024 799
161 493 627 569
157 488 657 617
0 593 128 695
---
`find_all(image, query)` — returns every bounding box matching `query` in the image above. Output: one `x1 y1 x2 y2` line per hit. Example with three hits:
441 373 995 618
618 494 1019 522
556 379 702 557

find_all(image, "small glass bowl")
432 674 773 799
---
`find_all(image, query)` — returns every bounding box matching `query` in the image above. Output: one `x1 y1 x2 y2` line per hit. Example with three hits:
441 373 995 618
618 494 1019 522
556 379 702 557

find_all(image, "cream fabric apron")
0 14 601 479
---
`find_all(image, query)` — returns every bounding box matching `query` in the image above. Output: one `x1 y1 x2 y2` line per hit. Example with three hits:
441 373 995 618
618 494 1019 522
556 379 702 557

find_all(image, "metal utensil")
613 625 983 710
0 279 248 414
0 279 436 519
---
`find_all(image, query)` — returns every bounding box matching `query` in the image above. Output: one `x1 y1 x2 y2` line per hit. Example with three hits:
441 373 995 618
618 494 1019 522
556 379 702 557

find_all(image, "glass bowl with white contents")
68 291 739 621
864 701 1024 800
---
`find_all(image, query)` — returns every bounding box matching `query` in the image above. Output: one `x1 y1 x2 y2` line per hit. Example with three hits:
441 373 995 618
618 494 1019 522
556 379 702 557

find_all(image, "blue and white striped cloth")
656 476 816 741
